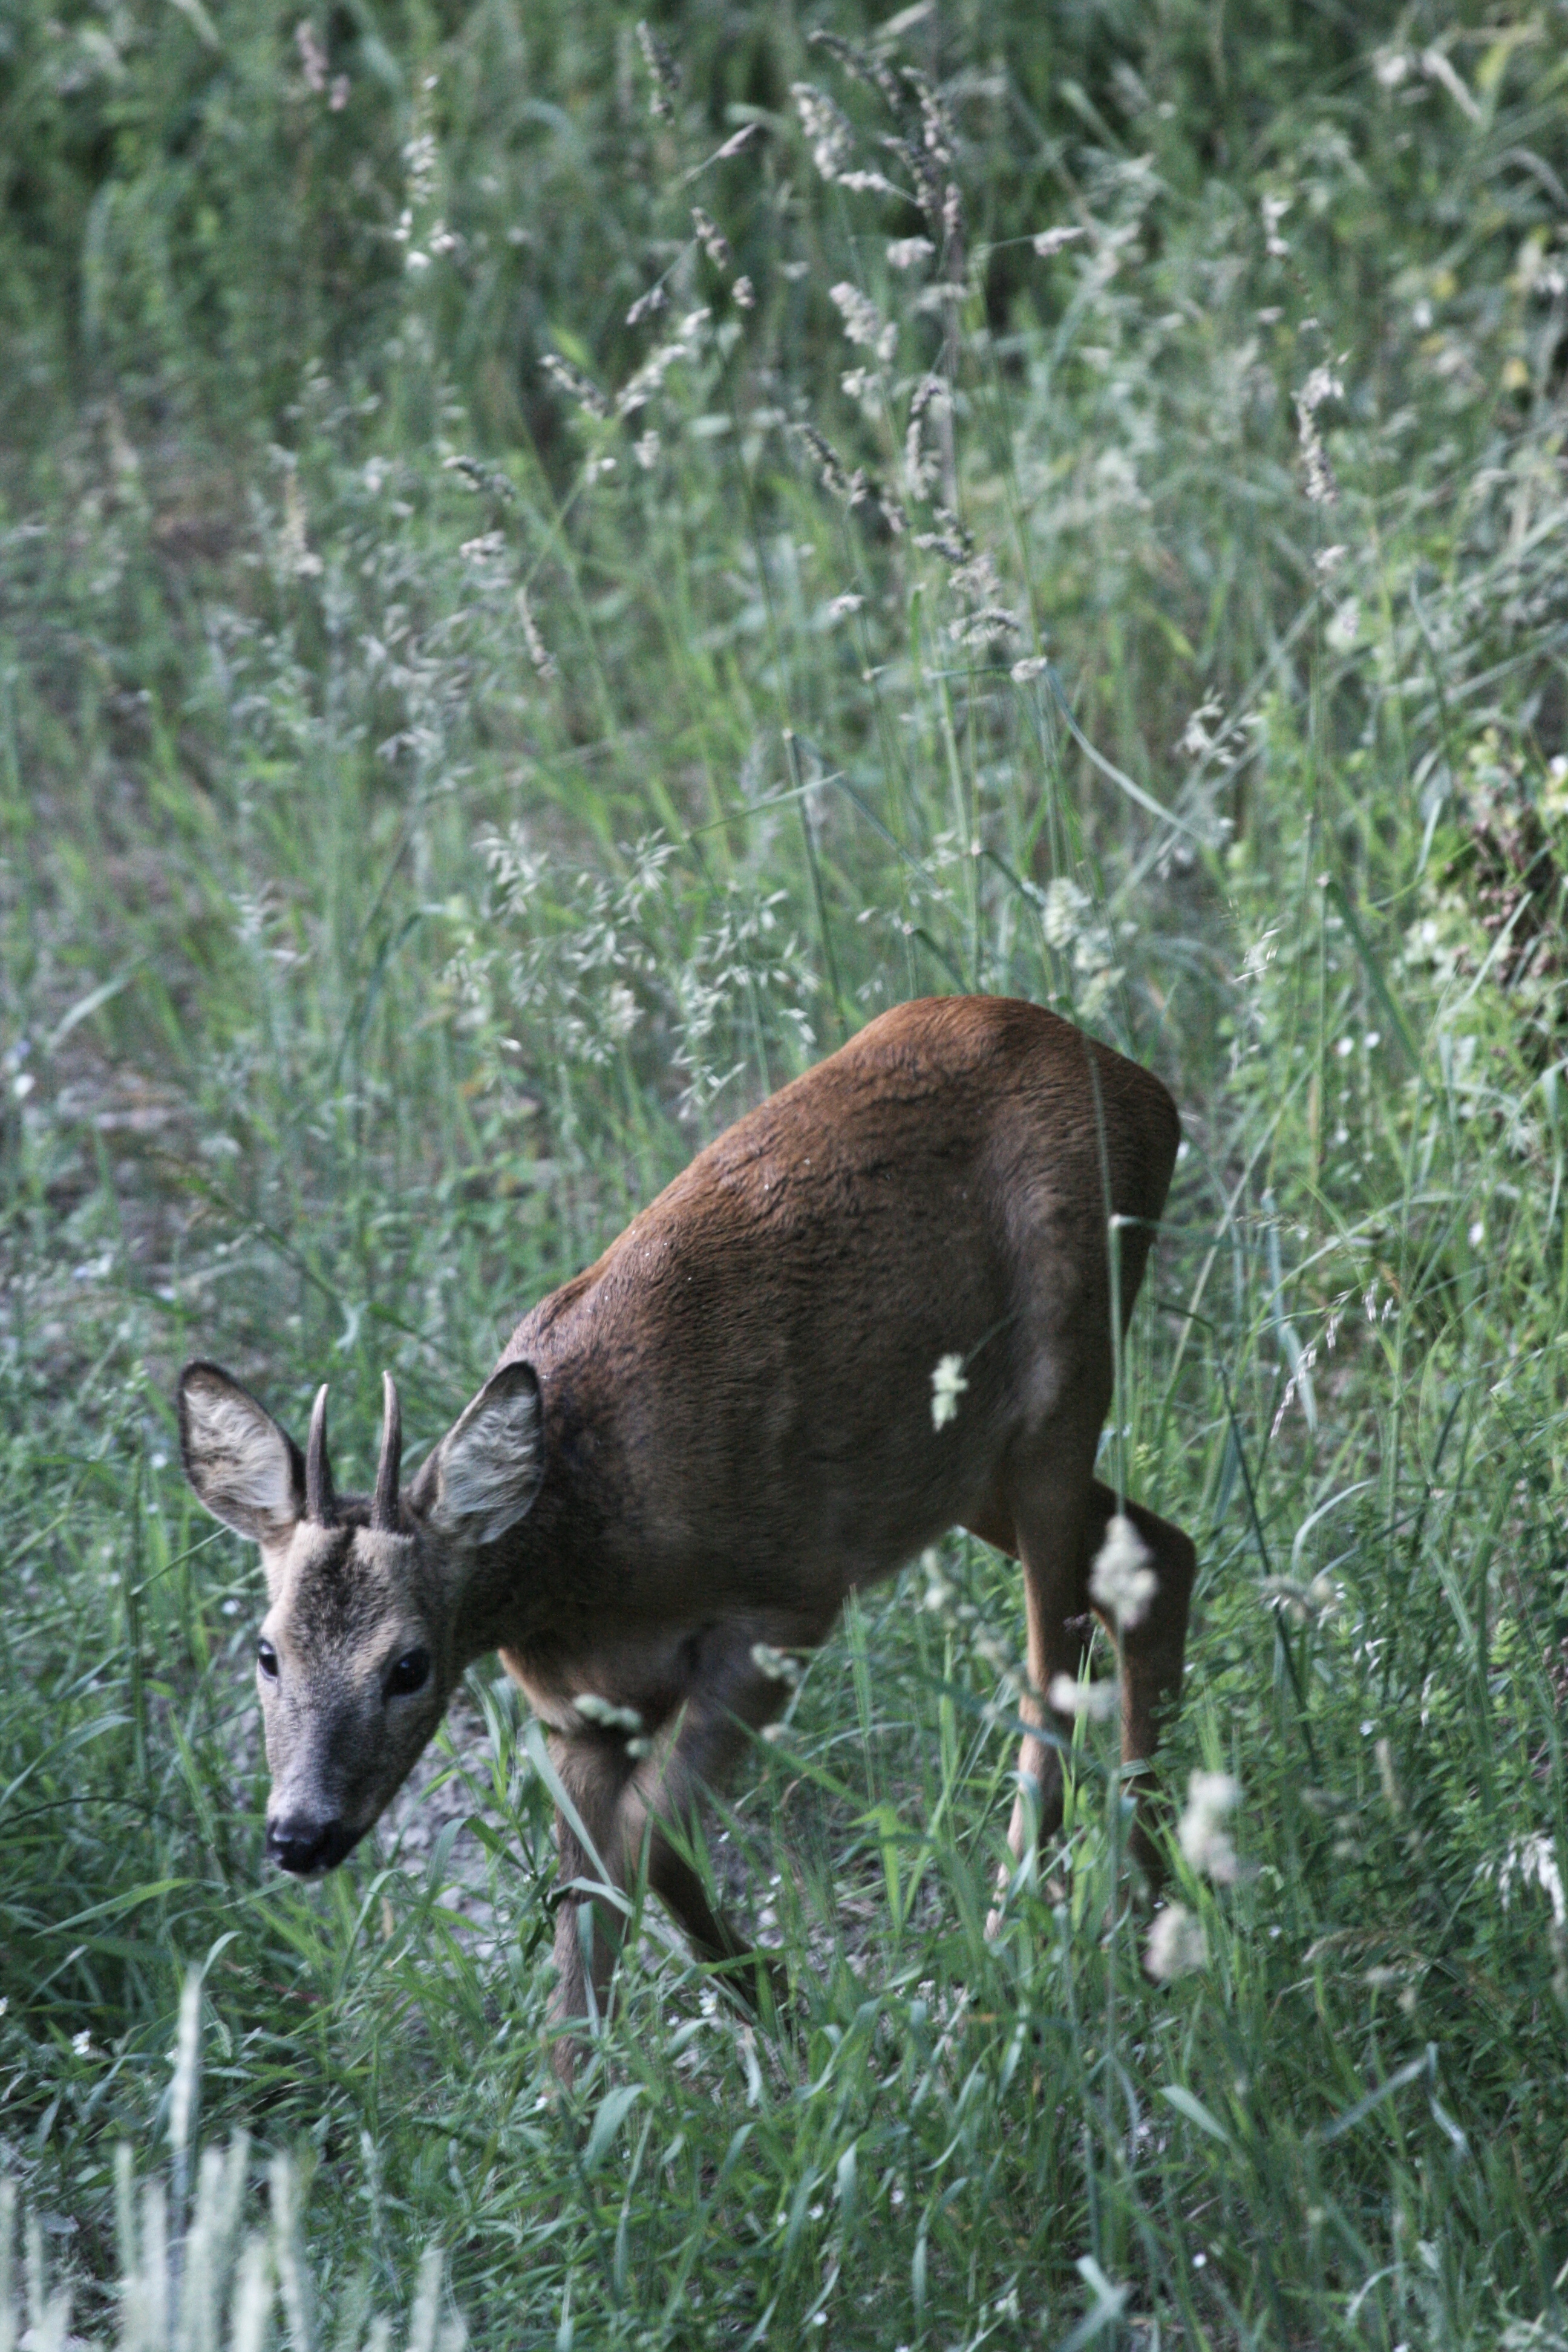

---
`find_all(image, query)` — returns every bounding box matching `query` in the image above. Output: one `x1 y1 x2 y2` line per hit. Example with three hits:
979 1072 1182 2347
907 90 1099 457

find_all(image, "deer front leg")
619 1630 792 2014
545 1632 793 2082
546 1730 633 2085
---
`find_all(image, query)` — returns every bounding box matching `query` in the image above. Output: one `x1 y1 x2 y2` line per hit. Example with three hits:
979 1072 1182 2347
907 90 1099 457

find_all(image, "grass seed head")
1492 1835 1566 1930
1178 1770 1242 1884
295 21 327 93
791 84 855 183
930 1353 969 1429
635 20 679 120
169 1970 202 2159
829 283 897 365
540 353 610 419
626 283 667 327
691 207 730 268
1089 1515 1157 1629
574 1693 644 1733
516 588 556 679
1048 1672 1119 1722
1146 1903 1207 1981
806 28 904 118
712 123 759 162
751 1642 803 1686
1295 364 1344 505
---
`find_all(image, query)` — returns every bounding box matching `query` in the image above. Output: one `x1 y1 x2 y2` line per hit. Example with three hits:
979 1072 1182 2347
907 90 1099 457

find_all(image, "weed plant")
2 2 1567 2345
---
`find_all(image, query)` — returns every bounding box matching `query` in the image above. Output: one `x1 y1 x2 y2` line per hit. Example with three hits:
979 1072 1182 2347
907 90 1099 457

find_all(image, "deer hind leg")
1082 1479 1197 1874
985 1423 1105 1934
986 1432 1198 1919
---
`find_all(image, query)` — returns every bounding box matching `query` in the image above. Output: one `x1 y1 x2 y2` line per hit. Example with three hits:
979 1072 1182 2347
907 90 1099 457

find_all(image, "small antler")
305 1383 336 1524
371 1371 402 1532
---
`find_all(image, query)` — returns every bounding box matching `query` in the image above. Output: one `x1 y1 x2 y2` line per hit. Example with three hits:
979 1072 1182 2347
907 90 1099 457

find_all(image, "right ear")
408 1361 544 1548
178 1362 304 1548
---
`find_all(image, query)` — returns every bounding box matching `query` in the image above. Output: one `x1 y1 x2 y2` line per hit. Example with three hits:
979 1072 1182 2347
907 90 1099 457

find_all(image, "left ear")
408 1361 544 1547
178 1361 305 1547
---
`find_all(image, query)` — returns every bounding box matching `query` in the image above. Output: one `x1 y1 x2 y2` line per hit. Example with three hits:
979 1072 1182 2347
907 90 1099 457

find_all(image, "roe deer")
178 995 1194 2074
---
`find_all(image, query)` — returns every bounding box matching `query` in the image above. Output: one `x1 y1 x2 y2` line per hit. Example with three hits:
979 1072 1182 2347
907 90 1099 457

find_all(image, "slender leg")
546 1629 790 2081
985 1423 1105 1935
547 1731 633 2080
619 1639 789 2007
1081 1480 1197 1872
985 1445 1196 1928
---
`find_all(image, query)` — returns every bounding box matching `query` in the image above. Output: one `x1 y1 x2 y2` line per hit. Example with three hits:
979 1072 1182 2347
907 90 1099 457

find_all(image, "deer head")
178 1359 544 1873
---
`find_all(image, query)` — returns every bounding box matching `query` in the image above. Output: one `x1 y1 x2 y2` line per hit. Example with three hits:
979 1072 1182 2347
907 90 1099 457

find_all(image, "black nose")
266 1816 356 1875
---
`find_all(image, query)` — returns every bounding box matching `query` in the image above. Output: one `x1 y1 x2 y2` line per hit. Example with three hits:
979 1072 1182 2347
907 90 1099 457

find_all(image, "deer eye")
256 1638 280 1682
386 1647 431 1699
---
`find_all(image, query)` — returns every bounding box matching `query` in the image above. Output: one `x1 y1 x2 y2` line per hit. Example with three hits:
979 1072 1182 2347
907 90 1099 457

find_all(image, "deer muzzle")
264 1812 362 1875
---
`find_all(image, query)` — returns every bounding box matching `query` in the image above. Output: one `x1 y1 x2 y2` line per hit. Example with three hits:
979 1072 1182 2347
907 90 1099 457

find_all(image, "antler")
371 1371 402 1532
305 1383 336 1524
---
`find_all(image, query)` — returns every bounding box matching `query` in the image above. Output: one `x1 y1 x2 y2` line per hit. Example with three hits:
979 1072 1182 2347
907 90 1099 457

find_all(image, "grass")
2 0 1568 2343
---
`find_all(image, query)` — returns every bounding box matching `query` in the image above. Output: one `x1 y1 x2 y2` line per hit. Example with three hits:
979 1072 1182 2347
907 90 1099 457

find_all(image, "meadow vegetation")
2 0 1568 2343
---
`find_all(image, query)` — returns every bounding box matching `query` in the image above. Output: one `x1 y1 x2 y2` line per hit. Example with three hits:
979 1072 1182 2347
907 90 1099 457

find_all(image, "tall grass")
3 0 1567 2343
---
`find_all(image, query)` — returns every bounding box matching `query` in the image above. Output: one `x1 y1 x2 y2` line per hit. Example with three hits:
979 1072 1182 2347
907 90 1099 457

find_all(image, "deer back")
494 995 1179 1639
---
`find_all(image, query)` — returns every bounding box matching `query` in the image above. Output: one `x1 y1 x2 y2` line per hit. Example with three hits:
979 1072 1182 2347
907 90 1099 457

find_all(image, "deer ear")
178 1362 305 1547
409 1361 544 1547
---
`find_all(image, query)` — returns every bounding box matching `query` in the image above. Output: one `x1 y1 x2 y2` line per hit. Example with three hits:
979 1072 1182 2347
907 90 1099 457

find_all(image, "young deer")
179 995 1194 2074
